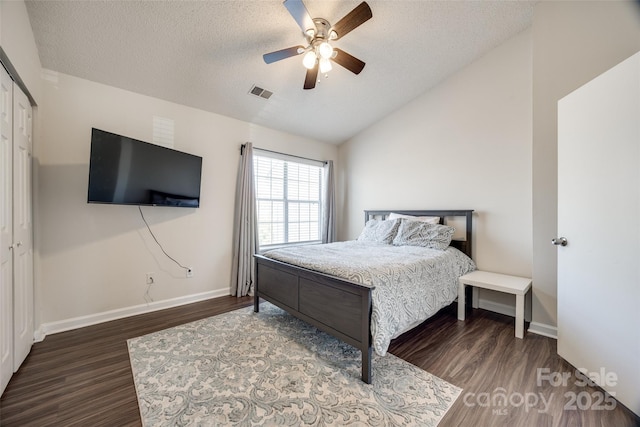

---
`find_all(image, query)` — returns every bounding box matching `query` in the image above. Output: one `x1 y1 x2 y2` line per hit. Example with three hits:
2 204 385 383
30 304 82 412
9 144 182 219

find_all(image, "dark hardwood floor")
1 296 637 426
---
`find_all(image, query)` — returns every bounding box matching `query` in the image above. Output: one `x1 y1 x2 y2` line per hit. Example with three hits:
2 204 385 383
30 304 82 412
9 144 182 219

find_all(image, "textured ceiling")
26 0 535 144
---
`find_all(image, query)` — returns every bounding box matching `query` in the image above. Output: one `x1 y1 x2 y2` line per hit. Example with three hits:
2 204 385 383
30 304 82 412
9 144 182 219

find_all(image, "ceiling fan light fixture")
319 57 332 73
263 1 372 89
302 50 317 69
318 42 333 59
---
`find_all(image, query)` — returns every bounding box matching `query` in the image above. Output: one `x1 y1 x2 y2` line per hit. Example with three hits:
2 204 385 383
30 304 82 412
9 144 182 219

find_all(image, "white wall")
0 0 42 104
37 71 337 330
531 1 640 334
338 30 533 311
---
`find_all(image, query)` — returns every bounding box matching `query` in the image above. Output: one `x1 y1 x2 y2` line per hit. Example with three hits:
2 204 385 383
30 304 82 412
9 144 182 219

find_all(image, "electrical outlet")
186 268 193 278
146 273 154 284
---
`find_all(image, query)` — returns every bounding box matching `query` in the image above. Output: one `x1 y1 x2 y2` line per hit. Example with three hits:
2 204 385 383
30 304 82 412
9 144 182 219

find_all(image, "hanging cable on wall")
138 206 189 273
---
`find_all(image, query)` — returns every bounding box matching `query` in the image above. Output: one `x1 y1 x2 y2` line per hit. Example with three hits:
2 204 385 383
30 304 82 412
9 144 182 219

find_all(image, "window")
254 151 324 248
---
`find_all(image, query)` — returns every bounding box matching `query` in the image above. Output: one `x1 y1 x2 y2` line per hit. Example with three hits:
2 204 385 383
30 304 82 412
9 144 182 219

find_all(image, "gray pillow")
392 219 455 250
357 219 401 244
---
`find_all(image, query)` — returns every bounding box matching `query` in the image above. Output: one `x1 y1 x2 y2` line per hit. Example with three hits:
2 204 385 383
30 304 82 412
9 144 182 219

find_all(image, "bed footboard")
254 254 373 384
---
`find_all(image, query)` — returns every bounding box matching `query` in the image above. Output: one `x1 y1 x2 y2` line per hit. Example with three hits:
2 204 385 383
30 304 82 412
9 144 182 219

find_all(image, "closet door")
0 66 13 394
12 83 33 371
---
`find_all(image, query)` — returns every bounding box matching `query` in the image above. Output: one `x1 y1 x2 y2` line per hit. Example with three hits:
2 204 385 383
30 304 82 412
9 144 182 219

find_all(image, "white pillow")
357 219 401 244
392 220 455 250
387 212 440 224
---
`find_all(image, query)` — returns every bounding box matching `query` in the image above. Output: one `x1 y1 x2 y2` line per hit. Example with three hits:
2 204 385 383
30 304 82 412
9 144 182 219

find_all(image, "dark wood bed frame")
253 209 474 384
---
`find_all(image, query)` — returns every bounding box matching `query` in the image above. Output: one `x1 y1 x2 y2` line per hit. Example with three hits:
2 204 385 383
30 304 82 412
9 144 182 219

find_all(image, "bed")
253 209 475 384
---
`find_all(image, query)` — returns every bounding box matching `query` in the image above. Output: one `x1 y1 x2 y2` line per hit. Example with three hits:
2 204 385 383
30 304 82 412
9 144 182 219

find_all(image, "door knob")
552 237 568 246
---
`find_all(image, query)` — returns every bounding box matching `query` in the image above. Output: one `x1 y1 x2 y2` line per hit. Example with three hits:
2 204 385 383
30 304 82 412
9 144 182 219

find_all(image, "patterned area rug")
127 303 461 426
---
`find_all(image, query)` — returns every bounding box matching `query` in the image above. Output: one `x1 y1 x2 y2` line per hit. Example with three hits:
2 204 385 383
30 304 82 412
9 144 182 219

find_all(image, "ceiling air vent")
249 85 273 100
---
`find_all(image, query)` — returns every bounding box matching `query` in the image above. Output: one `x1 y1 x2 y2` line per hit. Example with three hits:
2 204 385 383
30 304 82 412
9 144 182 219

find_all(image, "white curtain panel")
230 143 257 297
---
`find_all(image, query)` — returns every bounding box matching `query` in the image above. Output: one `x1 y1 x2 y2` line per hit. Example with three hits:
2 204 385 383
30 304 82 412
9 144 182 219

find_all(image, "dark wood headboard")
364 210 474 259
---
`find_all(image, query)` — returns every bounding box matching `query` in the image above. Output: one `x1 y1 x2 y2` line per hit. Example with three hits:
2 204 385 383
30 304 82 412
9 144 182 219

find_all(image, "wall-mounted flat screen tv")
87 128 202 207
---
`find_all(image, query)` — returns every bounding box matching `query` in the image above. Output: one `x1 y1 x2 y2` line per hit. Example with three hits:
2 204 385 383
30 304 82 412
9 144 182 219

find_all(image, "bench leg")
472 287 479 309
515 293 525 339
458 283 466 321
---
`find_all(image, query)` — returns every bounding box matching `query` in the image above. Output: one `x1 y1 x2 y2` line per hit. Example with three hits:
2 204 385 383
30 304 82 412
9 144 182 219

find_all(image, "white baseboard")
36 289 231 341
477 299 555 339
34 326 46 343
527 322 558 339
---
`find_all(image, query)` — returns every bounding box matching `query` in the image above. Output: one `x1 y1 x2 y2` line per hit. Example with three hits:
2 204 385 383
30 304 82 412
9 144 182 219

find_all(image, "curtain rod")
241 143 328 165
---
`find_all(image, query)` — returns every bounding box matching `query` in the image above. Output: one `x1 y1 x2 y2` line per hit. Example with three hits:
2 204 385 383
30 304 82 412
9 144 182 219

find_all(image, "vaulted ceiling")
25 0 535 144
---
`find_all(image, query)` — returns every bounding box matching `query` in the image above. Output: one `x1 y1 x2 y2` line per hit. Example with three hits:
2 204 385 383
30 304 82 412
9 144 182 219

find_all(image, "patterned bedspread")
262 241 476 356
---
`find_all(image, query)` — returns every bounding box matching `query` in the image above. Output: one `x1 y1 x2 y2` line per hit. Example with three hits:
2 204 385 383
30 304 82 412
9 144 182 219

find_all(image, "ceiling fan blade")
303 63 318 90
331 48 365 74
331 2 372 40
283 0 314 33
263 46 305 64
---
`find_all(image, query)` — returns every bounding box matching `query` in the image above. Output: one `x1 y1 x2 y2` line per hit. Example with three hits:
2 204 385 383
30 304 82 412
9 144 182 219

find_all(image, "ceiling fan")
263 0 372 90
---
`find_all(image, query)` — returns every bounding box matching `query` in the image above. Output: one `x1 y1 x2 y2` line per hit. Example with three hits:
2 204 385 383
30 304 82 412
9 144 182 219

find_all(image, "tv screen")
87 128 202 207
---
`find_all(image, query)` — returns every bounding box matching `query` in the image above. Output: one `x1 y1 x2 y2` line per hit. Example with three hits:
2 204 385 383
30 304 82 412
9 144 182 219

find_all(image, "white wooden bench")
458 270 532 338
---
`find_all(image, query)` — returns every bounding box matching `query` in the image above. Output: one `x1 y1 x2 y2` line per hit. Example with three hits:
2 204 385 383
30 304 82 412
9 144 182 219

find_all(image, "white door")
12 83 33 371
557 52 640 416
0 66 13 394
